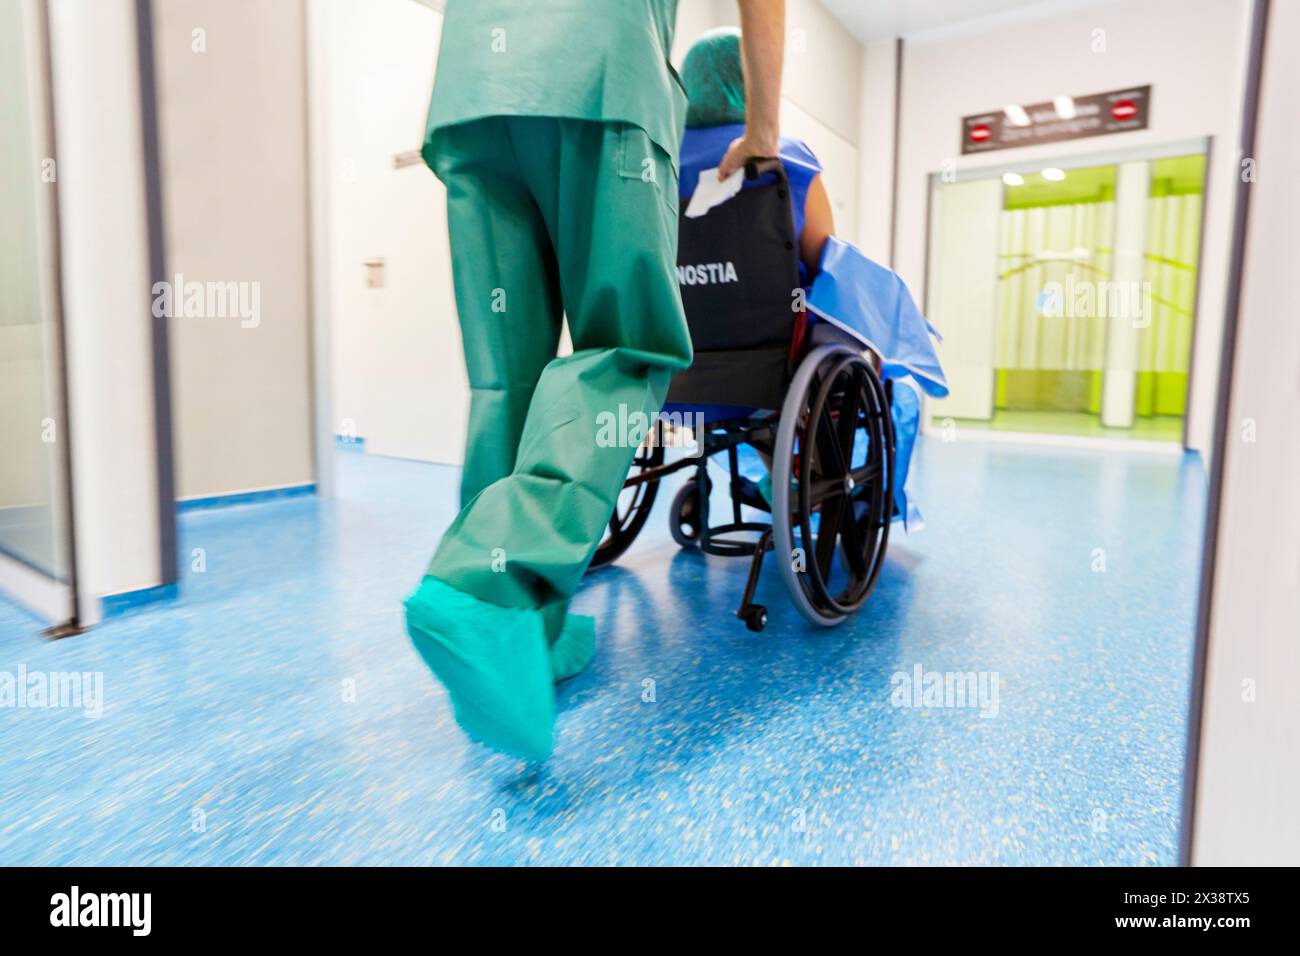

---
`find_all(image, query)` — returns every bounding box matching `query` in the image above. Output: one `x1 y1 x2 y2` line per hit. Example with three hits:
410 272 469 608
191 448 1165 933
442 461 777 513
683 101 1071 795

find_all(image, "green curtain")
995 198 1114 412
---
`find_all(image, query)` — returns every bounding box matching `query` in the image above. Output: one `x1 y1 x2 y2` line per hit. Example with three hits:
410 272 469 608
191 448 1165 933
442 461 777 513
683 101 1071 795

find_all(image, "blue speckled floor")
0 439 1204 865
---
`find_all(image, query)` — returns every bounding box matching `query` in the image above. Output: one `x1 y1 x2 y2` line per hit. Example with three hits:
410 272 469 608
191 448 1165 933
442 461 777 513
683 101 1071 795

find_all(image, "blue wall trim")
177 483 317 514
100 582 178 619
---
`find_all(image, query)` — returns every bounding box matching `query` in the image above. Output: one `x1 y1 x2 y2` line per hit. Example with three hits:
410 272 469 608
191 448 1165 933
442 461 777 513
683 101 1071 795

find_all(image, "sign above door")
961 86 1152 155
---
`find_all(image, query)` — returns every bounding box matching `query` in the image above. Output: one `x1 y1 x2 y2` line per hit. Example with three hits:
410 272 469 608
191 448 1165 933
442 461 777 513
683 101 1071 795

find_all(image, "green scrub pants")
427 115 692 628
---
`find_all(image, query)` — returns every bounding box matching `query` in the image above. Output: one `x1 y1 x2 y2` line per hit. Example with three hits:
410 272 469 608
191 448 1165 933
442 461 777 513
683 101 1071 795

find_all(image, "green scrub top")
424 0 686 171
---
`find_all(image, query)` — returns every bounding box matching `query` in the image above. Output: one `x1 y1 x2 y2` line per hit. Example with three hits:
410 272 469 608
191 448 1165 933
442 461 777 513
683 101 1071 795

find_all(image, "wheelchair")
587 158 896 631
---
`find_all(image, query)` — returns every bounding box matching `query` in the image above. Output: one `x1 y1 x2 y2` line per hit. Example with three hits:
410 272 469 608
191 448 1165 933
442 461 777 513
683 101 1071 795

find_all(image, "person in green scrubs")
406 0 787 760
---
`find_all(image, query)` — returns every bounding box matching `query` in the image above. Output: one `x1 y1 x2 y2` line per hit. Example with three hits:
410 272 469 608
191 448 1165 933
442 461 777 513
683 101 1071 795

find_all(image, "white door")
925 176 1002 422
324 0 467 464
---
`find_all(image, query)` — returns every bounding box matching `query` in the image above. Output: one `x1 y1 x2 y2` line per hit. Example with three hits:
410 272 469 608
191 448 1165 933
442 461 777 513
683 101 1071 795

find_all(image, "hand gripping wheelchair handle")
743 156 787 182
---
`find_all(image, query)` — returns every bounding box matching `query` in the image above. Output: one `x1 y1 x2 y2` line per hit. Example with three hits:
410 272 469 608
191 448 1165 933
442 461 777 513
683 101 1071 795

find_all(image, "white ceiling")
819 0 1107 43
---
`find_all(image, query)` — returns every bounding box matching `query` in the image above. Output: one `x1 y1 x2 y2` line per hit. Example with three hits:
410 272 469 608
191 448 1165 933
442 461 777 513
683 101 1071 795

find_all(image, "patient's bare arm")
800 176 877 369
800 175 835 279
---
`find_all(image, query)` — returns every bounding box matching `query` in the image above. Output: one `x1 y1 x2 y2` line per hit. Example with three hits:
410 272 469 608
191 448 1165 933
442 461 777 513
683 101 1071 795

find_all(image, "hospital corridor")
0 0 1297 908
0 439 1205 865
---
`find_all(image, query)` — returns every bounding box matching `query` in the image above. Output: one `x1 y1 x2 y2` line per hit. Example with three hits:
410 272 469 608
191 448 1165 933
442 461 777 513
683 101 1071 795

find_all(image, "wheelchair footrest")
735 528 775 632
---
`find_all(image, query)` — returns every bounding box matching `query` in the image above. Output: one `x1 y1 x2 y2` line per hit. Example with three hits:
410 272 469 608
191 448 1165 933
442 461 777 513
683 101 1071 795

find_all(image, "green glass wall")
1135 155 1205 419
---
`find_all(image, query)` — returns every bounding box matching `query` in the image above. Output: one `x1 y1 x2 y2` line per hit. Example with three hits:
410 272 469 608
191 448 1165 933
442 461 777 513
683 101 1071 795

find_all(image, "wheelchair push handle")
743 156 787 181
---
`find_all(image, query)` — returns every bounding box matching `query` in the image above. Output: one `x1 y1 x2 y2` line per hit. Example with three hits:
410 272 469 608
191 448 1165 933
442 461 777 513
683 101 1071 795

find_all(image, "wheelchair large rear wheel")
771 344 894 626
588 427 664 570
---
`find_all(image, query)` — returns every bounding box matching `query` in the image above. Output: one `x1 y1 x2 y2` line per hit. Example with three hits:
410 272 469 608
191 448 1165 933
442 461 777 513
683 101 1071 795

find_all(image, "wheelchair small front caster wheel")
742 605 768 632
670 478 710 549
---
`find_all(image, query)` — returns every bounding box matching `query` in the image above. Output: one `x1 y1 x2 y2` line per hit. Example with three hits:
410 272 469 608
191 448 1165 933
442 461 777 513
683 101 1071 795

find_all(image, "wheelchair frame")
590 346 895 631
587 160 896 631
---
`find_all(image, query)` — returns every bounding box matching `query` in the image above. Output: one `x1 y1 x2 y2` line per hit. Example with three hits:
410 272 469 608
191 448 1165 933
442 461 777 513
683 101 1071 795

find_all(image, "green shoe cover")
404 576 555 760
550 614 596 682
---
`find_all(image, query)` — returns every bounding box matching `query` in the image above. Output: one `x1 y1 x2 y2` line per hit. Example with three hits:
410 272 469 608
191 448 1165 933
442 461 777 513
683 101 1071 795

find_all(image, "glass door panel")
0 0 74 591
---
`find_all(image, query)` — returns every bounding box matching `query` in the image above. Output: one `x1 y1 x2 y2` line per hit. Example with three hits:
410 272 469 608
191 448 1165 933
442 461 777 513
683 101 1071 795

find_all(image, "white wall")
780 98 859 241
856 38 898 262
893 0 1253 454
153 0 316 498
671 0 727 64
1191 0 1300 866
925 177 1002 420
50 0 163 613
780 0 863 147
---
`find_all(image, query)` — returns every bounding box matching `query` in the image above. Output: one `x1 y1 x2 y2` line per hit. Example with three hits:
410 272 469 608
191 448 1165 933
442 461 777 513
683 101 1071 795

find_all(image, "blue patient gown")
805 237 947 531
677 128 945 532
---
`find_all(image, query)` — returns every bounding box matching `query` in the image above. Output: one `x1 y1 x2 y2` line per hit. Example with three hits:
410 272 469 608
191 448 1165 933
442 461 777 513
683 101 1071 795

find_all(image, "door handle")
392 150 423 170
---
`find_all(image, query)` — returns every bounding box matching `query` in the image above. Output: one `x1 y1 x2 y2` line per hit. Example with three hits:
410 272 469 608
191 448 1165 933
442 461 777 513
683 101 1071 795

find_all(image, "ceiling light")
1002 172 1024 186
1042 167 1066 182
1003 104 1031 127
1053 95 1077 119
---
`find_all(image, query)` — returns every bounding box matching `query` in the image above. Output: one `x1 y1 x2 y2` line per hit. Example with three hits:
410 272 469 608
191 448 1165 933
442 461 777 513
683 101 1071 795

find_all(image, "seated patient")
678 27 945 530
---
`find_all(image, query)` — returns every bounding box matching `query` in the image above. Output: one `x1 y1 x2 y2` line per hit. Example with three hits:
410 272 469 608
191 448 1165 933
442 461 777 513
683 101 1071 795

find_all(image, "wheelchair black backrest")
675 159 801 353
